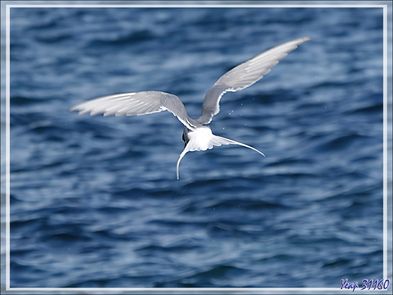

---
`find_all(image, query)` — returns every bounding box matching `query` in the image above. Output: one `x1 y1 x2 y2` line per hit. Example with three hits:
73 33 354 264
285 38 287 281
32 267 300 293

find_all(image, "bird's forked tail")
176 133 264 179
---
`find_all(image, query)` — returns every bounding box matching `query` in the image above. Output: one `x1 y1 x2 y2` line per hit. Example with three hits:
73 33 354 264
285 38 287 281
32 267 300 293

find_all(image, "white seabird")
71 37 311 179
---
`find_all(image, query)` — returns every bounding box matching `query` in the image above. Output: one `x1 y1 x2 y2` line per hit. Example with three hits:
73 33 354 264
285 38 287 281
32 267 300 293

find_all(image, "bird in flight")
71 37 310 179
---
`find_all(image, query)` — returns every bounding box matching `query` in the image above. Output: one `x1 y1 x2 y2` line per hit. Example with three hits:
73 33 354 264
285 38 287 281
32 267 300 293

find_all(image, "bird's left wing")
70 91 196 130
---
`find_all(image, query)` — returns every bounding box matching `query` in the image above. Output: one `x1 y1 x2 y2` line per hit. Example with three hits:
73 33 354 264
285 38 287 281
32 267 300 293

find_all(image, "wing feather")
197 37 311 124
70 91 196 129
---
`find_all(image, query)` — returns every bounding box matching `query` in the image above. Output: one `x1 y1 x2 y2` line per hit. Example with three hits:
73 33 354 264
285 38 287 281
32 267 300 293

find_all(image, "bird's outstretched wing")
197 37 311 124
70 91 197 130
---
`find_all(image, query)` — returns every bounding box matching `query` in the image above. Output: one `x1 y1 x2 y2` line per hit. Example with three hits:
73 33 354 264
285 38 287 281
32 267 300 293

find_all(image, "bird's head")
182 127 190 147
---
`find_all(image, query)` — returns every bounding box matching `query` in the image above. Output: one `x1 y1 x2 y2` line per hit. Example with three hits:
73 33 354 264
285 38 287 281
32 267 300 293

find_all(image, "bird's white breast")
187 126 215 151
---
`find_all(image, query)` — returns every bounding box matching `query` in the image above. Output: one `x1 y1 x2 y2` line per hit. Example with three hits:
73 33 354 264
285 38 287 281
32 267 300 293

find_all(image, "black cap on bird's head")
182 127 190 147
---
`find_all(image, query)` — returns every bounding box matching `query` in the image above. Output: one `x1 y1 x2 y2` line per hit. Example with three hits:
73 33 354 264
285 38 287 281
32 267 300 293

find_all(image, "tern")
71 37 310 179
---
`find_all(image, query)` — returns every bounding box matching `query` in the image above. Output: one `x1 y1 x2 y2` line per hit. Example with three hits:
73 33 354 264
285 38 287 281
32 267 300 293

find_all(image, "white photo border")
1 1 392 294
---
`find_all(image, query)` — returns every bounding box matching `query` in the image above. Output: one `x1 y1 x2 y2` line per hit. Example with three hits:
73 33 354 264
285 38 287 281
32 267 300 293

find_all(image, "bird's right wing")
70 91 196 130
197 37 311 124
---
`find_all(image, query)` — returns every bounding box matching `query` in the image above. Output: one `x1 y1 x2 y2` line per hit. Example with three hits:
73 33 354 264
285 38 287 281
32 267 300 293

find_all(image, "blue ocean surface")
6 6 384 288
